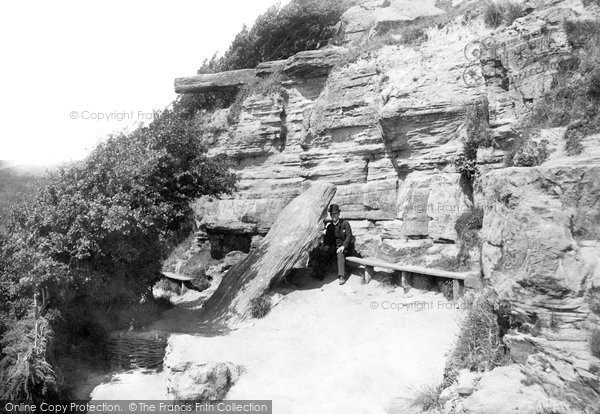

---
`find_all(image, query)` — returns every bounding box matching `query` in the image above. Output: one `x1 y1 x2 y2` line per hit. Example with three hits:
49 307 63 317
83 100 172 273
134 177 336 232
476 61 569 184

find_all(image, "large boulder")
201 183 336 324
167 361 245 400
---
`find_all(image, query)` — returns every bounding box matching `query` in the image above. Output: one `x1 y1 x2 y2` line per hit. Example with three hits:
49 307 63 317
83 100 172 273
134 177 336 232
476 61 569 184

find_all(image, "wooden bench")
162 271 193 294
345 256 475 300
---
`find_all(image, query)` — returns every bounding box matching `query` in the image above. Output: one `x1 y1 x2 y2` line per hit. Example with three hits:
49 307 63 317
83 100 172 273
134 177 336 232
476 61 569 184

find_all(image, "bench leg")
452 279 460 301
364 266 374 284
401 271 410 293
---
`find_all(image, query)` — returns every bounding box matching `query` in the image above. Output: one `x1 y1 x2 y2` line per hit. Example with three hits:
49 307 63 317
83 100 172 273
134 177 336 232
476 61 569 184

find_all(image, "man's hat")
329 204 340 214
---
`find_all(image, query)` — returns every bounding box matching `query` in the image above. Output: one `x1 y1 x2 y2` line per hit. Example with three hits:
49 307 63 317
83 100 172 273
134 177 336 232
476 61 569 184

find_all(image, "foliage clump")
454 101 491 195
250 295 271 319
483 0 525 28
444 289 509 385
453 207 484 268
175 0 351 117
0 312 59 402
590 329 600 358
412 384 445 411
508 137 550 167
0 102 236 400
199 0 351 74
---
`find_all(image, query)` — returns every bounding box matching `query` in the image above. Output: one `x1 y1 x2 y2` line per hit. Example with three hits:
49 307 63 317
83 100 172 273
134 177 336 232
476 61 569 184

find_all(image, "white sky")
0 0 286 164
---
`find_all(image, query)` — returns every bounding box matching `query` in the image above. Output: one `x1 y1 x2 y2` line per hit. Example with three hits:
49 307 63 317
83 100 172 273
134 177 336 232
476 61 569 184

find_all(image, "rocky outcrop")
174 69 257 93
174 48 343 94
456 365 569 413
180 4 492 257
334 0 446 46
166 360 245 400
476 133 600 409
200 183 335 324
479 0 600 155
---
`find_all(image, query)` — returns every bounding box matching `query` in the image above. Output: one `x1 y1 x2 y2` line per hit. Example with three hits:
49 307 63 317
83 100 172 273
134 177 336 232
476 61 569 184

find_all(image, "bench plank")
345 256 472 281
162 271 193 282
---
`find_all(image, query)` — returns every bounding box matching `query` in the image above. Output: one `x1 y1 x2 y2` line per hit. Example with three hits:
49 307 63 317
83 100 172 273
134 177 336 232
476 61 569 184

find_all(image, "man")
323 204 355 285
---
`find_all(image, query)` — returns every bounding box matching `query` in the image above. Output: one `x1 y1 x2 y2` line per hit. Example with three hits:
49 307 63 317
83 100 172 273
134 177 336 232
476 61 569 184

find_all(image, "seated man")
323 204 357 285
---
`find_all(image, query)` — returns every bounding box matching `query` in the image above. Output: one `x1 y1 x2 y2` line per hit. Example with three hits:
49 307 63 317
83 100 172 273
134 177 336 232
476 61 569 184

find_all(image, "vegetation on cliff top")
177 0 352 121
198 0 351 74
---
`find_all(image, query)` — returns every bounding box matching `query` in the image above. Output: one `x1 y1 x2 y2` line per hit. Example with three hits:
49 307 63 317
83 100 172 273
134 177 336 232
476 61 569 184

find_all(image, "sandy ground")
91 270 462 413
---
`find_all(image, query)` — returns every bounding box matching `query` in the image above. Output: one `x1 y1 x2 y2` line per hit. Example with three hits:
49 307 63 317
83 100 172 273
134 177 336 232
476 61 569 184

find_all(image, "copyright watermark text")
370 300 467 311
69 110 158 122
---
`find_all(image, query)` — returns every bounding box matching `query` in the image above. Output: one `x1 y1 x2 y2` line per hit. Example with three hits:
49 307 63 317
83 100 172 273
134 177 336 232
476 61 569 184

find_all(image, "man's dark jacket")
324 219 354 251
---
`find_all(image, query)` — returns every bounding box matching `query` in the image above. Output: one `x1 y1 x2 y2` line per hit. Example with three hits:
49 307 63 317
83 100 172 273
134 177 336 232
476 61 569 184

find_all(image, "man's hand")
337 246 345 254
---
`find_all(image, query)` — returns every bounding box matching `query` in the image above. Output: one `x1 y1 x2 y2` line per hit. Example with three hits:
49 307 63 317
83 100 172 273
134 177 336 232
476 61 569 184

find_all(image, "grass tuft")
590 329 600 358
250 295 271 319
444 289 509 385
484 1 525 28
412 384 445 411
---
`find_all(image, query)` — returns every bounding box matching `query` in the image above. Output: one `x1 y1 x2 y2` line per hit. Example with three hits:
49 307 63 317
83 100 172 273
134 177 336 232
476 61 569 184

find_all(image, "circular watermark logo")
462 64 485 87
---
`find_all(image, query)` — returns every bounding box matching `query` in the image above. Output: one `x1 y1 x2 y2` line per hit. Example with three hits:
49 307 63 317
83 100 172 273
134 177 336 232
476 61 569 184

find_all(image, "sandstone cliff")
172 0 600 411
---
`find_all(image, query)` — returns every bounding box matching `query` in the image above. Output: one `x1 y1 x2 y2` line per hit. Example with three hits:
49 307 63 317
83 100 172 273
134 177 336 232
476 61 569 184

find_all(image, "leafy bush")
444 289 509 384
591 329 600 358
397 25 429 46
0 100 236 399
199 0 351 74
589 290 600 315
588 68 600 98
412 384 445 411
250 295 271 319
455 208 484 238
484 1 524 28
453 207 483 266
510 138 549 167
564 122 586 156
564 19 600 50
0 166 43 219
0 313 60 402
173 88 239 118
455 101 491 194
465 101 492 157
454 156 478 186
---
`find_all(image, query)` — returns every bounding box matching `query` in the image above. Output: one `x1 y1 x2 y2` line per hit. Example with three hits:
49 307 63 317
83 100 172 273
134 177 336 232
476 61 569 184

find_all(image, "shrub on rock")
250 295 271 319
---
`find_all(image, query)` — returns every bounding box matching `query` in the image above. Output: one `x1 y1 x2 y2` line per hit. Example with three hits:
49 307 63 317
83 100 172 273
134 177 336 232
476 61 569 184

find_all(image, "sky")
0 0 286 164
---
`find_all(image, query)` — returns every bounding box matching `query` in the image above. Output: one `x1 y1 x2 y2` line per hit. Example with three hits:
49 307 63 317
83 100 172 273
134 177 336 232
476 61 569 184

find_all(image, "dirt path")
92 270 461 413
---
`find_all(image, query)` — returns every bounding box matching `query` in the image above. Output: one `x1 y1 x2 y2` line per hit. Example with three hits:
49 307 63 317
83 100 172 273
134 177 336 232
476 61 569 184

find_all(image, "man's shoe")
338 276 346 285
